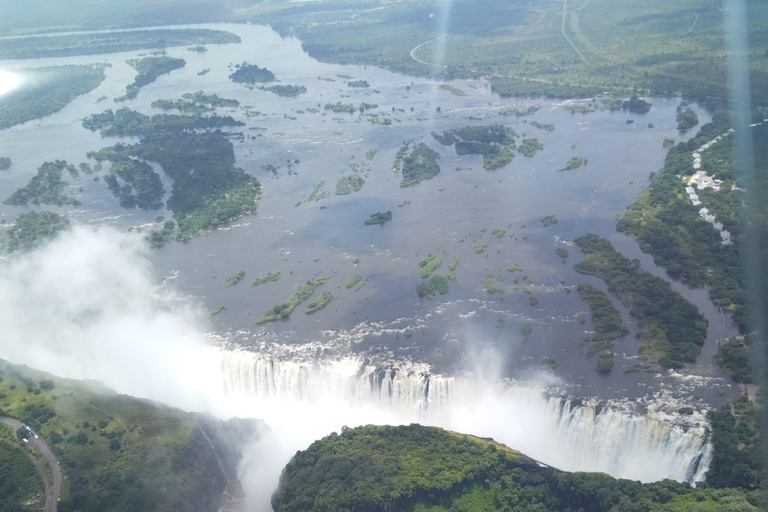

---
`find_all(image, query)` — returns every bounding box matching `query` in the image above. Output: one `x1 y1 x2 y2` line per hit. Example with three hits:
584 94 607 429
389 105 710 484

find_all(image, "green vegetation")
499 105 540 117
87 132 260 239
574 234 707 368
151 91 239 113
416 274 447 298
0 157 10 170
0 65 105 130
323 102 357 114
0 29 239 59
596 351 615 372
617 115 752 329
306 182 327 202
147 220 176 248
256 279 323 324
676 106 699 133
306 292 333 314
116 56 186 101
399 143 441 187
438 84 466 96
364 211 392 225
529 121 555 131
541 214 558 227
0 441 43 511
4 160 79 206
365 149 377 161
482 274 503 294
260 85 307 97
252 272 281 287
0 358 257 512
529 297 539 306
707 396 762 490
104 156 165 210
715 336 754 384
224 270 245 287
622 95 652 114
492 229 505 238
274 424 763 512
347 80 370 88
208 305 226 317
506 263 523 272
229 62 275 84
577 284 628 343
558 156 585 171
418 254 442 279
345 274 361 289
432 125 516 170
522 323 532 338
555 247 569 259
518 138 544 157
2 211 70 254
474 241 488 254
540 356 557 369
83 107 243 137
335 175 365 195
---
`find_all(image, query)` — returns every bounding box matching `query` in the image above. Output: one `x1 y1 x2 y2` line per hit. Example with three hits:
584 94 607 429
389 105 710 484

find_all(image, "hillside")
273 424 763 512
0 359 261 512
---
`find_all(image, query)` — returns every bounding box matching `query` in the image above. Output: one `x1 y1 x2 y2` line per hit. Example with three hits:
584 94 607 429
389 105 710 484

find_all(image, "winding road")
1 415 61 512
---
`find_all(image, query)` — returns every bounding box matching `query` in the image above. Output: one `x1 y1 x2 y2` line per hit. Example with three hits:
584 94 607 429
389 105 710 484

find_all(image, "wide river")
0 23 740 407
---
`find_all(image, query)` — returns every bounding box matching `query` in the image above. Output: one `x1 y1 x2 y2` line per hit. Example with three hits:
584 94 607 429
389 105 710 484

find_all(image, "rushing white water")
219 348 712 484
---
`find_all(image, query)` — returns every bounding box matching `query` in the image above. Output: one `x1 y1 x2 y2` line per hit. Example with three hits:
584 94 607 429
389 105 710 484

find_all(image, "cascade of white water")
218 348 711 484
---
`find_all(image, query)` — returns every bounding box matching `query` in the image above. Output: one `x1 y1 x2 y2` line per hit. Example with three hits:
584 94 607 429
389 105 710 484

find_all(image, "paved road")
0 415 61 512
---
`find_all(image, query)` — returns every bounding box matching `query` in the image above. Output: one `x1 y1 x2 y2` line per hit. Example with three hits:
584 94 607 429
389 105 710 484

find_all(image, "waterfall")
219 348 711 484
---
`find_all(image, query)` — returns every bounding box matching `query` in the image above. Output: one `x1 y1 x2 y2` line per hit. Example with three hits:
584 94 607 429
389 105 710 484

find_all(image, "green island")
576 283 628 344
256 279 324 324
323 102 357 114
528 120 555 132
676 106 699 133
522 322 533 338
345 274 361 289
224 270 245 287
305 181 328 202
273 424 763 512
252 272 281 287
447 257 459 281
0 157 11 170
541 214 558 227
432 125 516 170
4 160 79 206
347 80 369 88
0 29 239 60
208 305 226 317
400 143 441 186
574 234 707 368
229 62 275 84
518 138 544 157
558 156 585 172
104 156 166 210
147 220 177 248
482 274 503 294
335 175 365 195
87 131 260 240
418 254 442 279
116 56 186 102
260 85 307 97
151 91 240 114
0 359 257 512
555 247 569 259
474 241 488 254
2 211 70 254
417 275 449 299
305 291 333 314
438 83 466 96
506 263 523 272
0 65 105 130
499 105 539 117
492 229 505 238
596 351 615 372
622 95 652 114
364 211 392 225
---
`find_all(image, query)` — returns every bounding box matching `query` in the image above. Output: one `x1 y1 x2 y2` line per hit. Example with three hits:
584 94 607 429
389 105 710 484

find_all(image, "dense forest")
274 424 763 512
116 56 186 101
82 107 243 137
574 234 707 368
4 160 79 206
2 211 70 254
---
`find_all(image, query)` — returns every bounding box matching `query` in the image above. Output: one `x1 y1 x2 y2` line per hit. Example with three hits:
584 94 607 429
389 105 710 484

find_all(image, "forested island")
364 211 392 225
116 56 186 101
229 62 276 84
1 211 69 254
574 234 707 368
83 107 243 137
4 160 79 206
0 157 11 170
433 125 517 170
273 424 762 512
397 143 441 186
151 91 240 113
